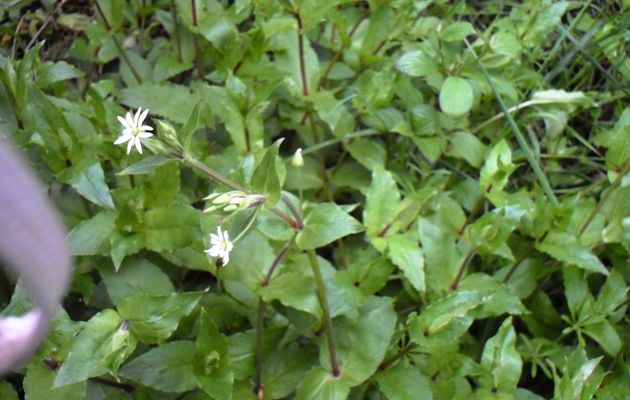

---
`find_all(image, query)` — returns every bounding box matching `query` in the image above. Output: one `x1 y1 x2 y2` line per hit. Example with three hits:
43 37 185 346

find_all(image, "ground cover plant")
0 0 629 399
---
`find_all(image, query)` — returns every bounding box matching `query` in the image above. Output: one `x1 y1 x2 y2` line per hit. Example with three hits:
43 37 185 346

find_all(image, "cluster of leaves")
1 0 629 399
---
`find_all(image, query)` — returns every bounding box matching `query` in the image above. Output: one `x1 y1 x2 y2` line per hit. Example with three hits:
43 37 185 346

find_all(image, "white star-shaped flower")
115 107 154 154
204 226 234 266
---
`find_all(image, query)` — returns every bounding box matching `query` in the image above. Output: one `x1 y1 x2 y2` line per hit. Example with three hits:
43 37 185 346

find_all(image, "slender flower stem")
170 0 183 62
307 249 340 377
281 193 303 229
93 0 142 84
254 298 266 400
295 12 309 97
183 157 299 229
254 238 294 398
190 0 204 78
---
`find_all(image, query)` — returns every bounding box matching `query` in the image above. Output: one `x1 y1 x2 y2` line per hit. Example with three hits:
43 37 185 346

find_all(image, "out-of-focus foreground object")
0 139 72 374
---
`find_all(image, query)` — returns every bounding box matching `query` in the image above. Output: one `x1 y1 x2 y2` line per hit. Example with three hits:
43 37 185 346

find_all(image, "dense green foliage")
1 0 629 399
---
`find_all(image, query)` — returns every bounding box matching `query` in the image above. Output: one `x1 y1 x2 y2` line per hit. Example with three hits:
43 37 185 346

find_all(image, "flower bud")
292 148 304 168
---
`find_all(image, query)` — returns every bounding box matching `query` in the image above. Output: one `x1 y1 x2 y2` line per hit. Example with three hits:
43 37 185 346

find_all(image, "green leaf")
118 154 176 175
553 349 603 400
251 140 282 207
396 50 440 76
120 341 198 393
263 345 317 399
0 381 18 400
363 167 401 237
24 363 86 400
376 363 433 400
440 22 475 41
606 108 630 170
180 101 203 154
142 204 200 252
119 82 199 124
67 211 117 256
410 291 486 340
439 76 473 117
479 140 516 192
260 267 322 319
118 292 202 344
479 317 522 393
66 162 115 209
387 233 426 293
296 367 350 400
297 202 363 250
449 131 485 168
345 138 386 170
583 320 621 356
35 61 84 88
327 297 397 386
535 232 607 275
195 311 233 400
100 258 174 306
55 310 133 387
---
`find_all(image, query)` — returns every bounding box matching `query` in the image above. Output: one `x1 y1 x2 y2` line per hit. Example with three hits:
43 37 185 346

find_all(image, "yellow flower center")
132 127 141 136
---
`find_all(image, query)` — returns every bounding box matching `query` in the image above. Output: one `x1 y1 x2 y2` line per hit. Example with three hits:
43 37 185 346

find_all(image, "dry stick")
307 249 340 377
93 0 143 84
190 0 204 78
254 238 294 398
25 0 67 51
170 0 183 62
183 157 299 229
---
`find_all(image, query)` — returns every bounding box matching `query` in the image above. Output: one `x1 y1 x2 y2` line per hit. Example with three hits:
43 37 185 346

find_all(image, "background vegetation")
1 0 629 399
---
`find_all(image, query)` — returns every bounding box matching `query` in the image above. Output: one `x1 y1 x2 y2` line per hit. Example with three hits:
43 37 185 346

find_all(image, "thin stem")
139 0 147 55
307 249 340 377
295 12 309 96
170 0 183 62
184 157 247 191
25 0 66 51
184 157 299 229
503 247 533 283
254 298 266 399
379 343 419 371
281 193 303 229
450 251 476 291
94 0 143 83
190 0 204 78
90 377 136 393
254 238 295 398
465 39 558 207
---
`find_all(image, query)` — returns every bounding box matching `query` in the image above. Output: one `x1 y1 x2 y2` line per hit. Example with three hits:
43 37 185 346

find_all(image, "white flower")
115 107 154 154
292 147 304 167
204 226 234 266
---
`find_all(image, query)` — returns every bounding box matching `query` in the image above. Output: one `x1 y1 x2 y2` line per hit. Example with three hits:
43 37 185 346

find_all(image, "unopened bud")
292 148 304 168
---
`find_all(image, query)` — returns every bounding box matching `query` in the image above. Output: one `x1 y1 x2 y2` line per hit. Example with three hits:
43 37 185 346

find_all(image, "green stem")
184 157 299 229
190 0 204 78
450 250 475 291
94 0 142 84
170 0 183 62
255 238 294 398
295 12 309 96
307 249 340 377
465 39 558 207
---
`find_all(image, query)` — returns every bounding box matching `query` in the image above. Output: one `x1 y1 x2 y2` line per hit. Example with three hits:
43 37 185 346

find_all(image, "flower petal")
140 125 154 131
125 112 135 128
114 134 131 145
126 139 134 154
133 107 143 127
138 131 153 139
222 254 229 266
117 115 131 129
138 108 150 126
135 138 143 154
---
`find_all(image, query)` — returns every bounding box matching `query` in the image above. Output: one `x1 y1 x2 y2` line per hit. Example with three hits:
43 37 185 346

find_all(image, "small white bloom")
115 107 154 154
204 226 234 266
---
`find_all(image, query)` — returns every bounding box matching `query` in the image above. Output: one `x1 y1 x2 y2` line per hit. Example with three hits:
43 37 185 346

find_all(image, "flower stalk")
307 249 340 377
